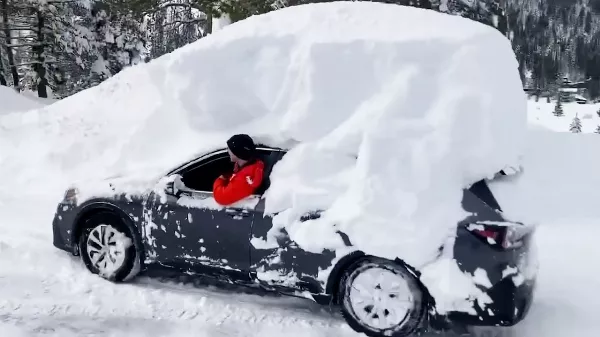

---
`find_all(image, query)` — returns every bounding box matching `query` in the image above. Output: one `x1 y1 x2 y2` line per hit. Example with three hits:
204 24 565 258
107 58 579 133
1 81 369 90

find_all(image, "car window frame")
168 146 286 196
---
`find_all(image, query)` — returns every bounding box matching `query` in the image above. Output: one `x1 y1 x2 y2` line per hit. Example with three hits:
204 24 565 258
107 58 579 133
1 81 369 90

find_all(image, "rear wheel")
78 212 139 282
339 257 425 337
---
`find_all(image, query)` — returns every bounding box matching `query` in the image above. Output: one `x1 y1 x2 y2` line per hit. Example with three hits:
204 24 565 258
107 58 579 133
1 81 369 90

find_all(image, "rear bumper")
431 220 538 329
447 277 536 326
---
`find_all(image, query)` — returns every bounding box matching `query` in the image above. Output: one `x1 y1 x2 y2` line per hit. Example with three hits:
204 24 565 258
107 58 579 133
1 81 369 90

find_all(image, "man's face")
227 148 237 162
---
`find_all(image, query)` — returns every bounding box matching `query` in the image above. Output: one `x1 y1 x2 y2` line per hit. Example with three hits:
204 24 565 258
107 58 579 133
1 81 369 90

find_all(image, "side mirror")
165 174 185 197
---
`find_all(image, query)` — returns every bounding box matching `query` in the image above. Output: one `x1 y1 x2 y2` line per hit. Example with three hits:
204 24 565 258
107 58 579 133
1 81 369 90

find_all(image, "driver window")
180 153 233 192
178 149 282 195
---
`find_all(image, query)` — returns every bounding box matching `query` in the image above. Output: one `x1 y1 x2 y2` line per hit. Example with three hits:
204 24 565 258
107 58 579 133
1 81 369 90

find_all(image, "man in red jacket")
213 134 265 206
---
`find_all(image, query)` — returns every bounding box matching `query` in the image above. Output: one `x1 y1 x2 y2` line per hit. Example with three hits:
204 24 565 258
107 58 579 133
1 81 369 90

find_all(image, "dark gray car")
52 146 537 337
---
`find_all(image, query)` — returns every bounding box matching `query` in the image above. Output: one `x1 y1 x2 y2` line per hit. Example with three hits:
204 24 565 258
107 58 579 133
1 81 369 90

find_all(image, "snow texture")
490 128 600 225
0 86 45 115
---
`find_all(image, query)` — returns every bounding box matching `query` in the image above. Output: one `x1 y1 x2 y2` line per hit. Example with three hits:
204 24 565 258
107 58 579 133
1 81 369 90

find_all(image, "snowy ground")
0 86 46 114
528 99 600 133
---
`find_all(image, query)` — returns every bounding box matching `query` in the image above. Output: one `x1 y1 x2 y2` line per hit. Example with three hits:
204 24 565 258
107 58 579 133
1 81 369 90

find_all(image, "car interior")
180 149 284 195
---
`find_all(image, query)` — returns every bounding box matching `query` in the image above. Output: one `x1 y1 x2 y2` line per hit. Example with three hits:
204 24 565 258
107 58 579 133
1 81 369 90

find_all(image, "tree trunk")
33 9 47 98
205 11 212 35
0 0 20 89
0 44 6 86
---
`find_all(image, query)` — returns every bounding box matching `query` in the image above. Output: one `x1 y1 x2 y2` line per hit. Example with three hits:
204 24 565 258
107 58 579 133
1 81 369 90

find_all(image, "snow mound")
0 86 44 114
490 128 600 225
0 2 525 269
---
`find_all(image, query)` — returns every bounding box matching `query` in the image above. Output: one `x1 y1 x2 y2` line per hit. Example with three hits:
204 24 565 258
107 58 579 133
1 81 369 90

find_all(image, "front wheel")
339 257 426 337
79 212 139 282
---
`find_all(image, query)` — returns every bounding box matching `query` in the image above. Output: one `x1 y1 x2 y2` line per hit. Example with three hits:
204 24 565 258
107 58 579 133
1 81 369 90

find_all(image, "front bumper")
52 202 77 253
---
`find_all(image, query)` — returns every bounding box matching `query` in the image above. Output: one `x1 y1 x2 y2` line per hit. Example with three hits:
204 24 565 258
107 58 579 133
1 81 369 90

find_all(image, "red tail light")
474 228 499 241
466 222 533 249
467 224 502 245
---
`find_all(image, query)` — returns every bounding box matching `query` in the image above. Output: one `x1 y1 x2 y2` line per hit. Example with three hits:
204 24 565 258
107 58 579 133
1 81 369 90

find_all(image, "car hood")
72 171 162 204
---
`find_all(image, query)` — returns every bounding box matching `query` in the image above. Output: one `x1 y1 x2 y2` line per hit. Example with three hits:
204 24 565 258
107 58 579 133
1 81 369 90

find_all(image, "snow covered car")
52 146 537 337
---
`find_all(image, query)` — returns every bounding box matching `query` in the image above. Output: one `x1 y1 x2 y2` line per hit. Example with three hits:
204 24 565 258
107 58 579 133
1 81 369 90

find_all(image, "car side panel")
52 195 147 256
249 200 338 294
143 191 254 274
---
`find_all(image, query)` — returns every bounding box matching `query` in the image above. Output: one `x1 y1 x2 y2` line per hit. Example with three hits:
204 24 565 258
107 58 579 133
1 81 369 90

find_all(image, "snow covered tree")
595 124 600 134
570 114 582 133
597 108 600 118
76 1 147 88
144 0 209 59
0 0 22 89
553 95 564 117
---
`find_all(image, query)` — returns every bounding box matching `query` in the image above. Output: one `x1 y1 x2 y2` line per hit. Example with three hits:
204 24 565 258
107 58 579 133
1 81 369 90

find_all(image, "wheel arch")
325 250 366 303
326 252 436 312
72 202 144 260
393 257 436 318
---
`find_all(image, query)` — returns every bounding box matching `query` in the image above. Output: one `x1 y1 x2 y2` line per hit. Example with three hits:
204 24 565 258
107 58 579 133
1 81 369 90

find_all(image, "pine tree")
595 125 600 134
553 96 564 117
597 108 600 118
570 114 582 133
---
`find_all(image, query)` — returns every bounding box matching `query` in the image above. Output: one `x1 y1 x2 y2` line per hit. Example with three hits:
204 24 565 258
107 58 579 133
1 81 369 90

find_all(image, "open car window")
181 152 233 192
175 148 285 194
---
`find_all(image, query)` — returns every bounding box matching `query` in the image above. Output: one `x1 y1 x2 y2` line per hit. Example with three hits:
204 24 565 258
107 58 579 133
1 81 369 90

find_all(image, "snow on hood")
0 2 525 313
72 171 162 204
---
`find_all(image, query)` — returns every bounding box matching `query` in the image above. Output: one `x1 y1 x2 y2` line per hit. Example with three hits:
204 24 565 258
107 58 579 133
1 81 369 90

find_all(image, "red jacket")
213 160 264 206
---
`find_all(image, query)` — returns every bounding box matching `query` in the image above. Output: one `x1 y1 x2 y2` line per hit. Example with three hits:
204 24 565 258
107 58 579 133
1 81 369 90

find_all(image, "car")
52 145 537 337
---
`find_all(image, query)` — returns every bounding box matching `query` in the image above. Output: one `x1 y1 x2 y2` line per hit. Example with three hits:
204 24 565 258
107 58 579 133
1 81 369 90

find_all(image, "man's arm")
213 166 264 206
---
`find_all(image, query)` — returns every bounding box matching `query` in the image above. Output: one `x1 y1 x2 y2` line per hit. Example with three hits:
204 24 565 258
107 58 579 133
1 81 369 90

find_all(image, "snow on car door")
145 189 257 274
249 199 337 293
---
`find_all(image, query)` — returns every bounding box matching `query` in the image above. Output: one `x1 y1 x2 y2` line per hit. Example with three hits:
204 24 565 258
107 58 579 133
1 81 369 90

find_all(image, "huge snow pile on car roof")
0 0 525 290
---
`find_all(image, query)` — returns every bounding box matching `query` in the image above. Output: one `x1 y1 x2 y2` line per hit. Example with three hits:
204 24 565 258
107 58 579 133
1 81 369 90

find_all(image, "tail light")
466 222 533 249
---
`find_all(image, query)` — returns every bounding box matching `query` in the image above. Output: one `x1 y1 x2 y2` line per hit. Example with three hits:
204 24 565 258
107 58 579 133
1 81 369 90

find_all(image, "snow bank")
0 1 524 282
0 86 44 114
490 128 600 225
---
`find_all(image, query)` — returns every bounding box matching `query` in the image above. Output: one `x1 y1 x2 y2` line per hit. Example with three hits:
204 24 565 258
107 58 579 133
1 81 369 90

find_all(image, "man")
213 134 265 206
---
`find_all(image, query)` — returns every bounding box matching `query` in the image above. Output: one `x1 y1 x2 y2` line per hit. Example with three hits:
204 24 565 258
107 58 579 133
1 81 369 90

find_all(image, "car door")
248 160 339 294
143 150 257 277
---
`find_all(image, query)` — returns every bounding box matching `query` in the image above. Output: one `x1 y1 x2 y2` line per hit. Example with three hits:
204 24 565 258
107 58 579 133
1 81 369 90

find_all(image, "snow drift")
0 1 525 309
0 86 44 114
491 128 600 225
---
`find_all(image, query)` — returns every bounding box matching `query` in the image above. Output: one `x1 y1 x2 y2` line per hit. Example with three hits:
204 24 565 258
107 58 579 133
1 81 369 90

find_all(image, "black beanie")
227 134 256 161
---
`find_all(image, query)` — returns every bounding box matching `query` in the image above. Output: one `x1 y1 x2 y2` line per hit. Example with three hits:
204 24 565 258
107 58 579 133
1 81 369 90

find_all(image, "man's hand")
217 174 229 185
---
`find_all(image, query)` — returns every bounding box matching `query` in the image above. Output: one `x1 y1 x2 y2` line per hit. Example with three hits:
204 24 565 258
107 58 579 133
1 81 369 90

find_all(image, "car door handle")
227 212 251 218
225 209 251 218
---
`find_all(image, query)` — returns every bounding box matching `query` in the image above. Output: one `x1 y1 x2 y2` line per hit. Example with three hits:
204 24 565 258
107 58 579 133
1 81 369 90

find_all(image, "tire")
78 212 139 282
338 257 426 337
